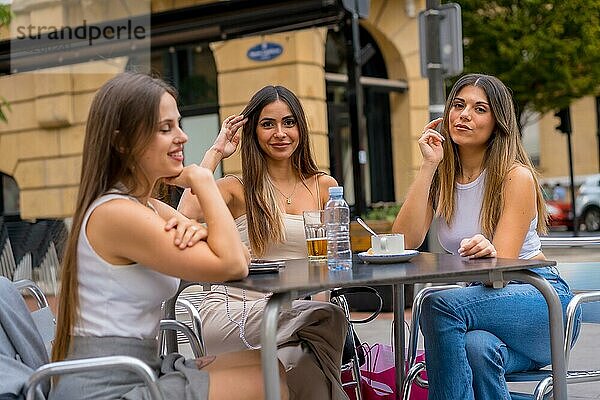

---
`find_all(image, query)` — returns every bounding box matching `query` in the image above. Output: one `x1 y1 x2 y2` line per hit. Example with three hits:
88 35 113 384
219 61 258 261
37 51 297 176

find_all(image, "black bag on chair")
343 329 366 366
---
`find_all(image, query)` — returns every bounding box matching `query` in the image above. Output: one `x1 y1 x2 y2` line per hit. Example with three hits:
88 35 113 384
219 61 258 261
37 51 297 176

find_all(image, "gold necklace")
272 179 299 205
463 169 481 182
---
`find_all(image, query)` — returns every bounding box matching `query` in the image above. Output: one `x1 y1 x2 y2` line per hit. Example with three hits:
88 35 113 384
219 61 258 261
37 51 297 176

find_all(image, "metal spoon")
356 217 378 237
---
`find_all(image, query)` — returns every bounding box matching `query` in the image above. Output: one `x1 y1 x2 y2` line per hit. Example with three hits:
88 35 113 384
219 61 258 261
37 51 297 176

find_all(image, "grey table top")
226 252 556 294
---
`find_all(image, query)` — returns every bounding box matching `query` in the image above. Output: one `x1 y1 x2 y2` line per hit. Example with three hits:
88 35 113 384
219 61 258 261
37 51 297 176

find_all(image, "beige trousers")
199 288 349 400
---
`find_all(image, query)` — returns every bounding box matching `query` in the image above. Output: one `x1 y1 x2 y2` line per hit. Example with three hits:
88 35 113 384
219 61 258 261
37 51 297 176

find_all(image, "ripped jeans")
420 267 581 400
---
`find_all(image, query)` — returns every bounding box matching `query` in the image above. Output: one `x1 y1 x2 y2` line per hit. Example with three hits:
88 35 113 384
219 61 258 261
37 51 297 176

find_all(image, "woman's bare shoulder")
502 165 536 203
219 174 246 216
505 164 534 186
220 174 244 190
316 173 338 189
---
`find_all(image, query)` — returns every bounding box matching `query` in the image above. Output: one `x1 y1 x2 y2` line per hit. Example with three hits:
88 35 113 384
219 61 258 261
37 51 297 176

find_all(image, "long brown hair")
432 73 547 238
240 86 319 256
52 73 177 362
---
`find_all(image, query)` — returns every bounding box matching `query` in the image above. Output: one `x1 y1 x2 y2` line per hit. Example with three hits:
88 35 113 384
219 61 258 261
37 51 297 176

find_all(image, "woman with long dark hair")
179 85 348 400
51 73 288 400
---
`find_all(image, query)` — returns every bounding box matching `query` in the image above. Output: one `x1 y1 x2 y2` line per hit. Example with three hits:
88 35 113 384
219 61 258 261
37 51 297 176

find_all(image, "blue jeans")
419 267 581 400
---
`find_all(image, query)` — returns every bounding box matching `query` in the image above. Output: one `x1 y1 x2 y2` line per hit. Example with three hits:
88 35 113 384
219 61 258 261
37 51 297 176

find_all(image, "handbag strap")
330 286 383 323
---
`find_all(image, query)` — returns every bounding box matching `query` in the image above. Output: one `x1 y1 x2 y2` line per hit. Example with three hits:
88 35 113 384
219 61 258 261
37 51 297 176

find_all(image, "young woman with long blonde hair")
393 73 580 399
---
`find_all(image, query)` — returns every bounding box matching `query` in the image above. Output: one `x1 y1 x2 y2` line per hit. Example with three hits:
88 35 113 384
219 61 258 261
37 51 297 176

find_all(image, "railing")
540 236 600 248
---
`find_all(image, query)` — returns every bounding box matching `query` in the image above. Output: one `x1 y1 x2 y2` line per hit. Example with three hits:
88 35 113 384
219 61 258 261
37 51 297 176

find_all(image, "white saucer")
357 250 419 264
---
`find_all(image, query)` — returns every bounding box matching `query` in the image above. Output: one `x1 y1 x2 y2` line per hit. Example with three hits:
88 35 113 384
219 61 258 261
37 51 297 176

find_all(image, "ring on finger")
191 226 199 232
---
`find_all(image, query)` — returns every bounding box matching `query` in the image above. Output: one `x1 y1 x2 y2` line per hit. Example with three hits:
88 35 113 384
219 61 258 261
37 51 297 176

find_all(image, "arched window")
149 44 220 173
325 26 397 206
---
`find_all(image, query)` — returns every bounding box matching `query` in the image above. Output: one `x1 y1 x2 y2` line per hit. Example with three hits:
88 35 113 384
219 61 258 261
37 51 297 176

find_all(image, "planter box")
350 220 394 252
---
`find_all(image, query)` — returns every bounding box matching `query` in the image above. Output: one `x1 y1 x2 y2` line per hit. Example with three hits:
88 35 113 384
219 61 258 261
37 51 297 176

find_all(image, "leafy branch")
448 0 600 121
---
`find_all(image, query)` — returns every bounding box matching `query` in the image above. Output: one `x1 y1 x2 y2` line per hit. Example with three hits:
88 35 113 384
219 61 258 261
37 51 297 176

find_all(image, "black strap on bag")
330 286 383 323
330 286 383 366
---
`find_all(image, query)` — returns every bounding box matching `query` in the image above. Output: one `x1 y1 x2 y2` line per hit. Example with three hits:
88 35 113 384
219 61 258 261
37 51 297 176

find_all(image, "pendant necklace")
273 179 299 205
464 169 481 183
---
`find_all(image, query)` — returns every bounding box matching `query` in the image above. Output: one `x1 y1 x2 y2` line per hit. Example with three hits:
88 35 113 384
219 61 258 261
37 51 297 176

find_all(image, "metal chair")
0 221 17 280
160 282 210 358
505 260 600 399
158 287 207 358
35 241 60 296
13 252 33 281
5 278 202 400
403 236 600 400
330 286 384 400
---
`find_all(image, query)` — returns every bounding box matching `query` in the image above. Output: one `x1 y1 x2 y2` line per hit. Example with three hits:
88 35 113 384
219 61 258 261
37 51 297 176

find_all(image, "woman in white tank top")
391 74 579 400
51 73 288 400
179 86 349 400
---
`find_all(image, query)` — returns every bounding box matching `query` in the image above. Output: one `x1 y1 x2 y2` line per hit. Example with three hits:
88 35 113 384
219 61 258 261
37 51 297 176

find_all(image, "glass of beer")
303 210 327 261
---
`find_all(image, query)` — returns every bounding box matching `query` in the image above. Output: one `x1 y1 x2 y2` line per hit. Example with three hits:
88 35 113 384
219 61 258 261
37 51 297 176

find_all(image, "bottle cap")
328 186 343 197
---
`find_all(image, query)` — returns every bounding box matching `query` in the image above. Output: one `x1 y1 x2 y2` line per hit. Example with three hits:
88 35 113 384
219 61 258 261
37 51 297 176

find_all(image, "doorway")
325 26 400 208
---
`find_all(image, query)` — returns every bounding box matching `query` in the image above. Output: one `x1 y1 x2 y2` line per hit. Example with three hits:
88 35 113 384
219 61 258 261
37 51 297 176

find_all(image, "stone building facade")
0 0 597 220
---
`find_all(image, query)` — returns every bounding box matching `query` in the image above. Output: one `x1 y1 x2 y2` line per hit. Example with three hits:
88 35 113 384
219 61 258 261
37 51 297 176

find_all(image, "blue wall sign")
247 42 283 62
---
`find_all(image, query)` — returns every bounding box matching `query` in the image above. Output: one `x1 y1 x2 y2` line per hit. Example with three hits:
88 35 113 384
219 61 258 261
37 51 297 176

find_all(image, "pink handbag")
342 343 428 400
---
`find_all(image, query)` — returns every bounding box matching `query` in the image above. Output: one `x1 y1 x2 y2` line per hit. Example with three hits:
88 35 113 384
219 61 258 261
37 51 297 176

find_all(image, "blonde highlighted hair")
431 73 547 238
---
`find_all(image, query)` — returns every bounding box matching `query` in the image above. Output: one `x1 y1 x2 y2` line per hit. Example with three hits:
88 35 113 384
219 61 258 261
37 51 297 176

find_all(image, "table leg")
261 292 290 400
393 284 406 400
505 270 567 400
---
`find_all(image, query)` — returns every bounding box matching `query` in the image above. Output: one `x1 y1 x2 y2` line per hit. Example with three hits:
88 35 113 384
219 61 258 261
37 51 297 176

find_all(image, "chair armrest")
175 298 206 356
330 286 383 324
564 291 600 364
14 279 48 310
407 285 462 369
159 319 204 358
25 355 163 400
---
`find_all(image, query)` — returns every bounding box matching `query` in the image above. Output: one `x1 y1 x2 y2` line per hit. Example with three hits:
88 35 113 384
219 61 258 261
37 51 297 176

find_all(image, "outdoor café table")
207 252 567 400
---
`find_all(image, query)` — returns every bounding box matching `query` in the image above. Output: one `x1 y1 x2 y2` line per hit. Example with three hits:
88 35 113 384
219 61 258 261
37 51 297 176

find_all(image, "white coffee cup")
371 233 405 255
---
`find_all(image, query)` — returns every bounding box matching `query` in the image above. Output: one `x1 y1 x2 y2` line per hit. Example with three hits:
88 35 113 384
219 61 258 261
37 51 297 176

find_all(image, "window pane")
2 174 20 215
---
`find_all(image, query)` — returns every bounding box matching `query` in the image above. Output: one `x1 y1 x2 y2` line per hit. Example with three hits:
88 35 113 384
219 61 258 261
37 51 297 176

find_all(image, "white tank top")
436 170 542 259
73 193 180 338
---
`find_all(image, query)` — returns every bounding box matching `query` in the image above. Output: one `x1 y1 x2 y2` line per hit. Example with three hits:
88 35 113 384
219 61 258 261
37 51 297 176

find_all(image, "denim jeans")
419 267 581 400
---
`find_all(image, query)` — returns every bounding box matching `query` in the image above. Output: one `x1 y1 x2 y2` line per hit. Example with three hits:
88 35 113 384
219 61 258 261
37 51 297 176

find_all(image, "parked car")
575 174 600 232
546 198 574 230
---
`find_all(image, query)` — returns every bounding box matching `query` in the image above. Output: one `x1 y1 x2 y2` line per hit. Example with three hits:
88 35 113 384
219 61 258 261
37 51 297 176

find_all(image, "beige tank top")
210 174 322 300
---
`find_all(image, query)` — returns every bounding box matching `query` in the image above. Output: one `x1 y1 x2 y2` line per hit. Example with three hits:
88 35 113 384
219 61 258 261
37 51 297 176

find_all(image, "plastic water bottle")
325 186 352 270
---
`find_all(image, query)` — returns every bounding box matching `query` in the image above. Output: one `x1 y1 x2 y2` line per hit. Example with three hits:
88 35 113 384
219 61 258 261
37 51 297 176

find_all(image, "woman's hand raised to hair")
418 118 445 167
458 234 497 259
211 114 247 159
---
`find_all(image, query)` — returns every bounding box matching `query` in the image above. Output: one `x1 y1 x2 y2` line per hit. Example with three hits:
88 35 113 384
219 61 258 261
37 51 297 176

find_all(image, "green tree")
0 3 12 123
450 0 600 123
